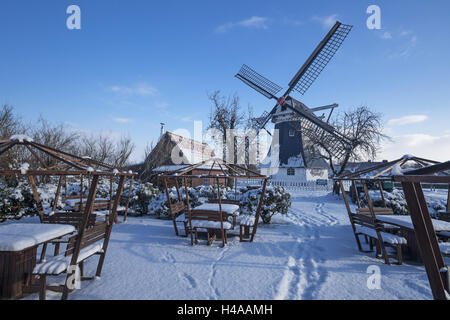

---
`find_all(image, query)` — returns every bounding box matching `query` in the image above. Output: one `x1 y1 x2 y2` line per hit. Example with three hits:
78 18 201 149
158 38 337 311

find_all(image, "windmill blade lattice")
289 22 353 95
235 64 283 100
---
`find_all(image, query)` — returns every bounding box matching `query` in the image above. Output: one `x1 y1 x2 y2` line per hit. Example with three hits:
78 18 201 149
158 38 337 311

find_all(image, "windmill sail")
235 64 283 100
287 22 353 96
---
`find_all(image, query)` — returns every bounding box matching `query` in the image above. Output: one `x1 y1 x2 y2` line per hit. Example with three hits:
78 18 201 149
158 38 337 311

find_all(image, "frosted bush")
240 186 291 224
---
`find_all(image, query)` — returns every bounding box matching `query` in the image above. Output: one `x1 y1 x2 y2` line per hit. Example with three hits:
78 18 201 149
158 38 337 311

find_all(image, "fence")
237 178 334 192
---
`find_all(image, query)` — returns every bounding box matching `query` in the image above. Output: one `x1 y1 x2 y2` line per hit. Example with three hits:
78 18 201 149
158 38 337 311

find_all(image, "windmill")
235 21 353 180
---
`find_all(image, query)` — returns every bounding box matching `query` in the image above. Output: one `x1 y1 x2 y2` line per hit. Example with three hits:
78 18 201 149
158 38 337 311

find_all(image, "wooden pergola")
0 136 136 299
394 161 450 300
0 136 136 223
159 158 269 246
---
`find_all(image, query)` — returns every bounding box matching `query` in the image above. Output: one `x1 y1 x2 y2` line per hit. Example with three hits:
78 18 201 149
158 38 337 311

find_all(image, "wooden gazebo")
0 135 136 223
336 155 442 265
0 135 135 299
159 158 268 247
394 161 450 300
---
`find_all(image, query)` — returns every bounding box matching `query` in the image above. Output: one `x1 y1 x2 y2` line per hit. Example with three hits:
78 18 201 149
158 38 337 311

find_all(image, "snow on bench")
439 242 450 255
355 225 407 245
240 215 256 226
190 220 232 230
33 243 104 275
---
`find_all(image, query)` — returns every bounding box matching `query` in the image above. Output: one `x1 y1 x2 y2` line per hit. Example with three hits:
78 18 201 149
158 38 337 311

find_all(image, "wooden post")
352 181 361 208
216 177 225 247
52 175 64 212
95 175 126 278
401 181 448 300
250 178 267 242
378 181 387 207
164 178 179 236
62 174 99 300
27 175 44 222
123 176 134 222
183 177 194 245
339 180 363 252
362 180 389 264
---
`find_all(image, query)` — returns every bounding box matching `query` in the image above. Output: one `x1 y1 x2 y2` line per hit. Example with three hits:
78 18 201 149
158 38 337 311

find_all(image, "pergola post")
401 180 448 300
250 178 267 242
62 174 99 300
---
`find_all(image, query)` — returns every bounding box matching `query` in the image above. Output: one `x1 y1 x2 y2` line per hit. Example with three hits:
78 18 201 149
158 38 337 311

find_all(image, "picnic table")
191 202 240 229
0 223 76 299
376 215 450 261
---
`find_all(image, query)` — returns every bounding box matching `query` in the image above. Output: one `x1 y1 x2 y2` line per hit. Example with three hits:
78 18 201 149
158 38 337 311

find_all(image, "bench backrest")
41 212 97 229
190 210 225 222
351 214 384 231
65 221 108 256
73 200 112 212
356 207 394 216
207 199 240 205
170 201 185 217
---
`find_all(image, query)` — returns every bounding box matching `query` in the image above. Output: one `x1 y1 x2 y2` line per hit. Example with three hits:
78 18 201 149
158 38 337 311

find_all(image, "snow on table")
376 215 450 232
191 203 240 216
0 223 75 252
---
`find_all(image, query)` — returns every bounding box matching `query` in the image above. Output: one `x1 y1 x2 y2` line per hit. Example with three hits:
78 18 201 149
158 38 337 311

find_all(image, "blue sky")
1 0 449 162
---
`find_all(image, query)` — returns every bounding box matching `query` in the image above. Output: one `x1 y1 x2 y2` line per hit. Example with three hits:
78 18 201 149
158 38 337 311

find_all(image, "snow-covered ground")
21 191 441 300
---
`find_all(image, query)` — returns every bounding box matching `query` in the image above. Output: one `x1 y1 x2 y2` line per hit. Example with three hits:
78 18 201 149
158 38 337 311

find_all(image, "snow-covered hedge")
130 182 160 214
240 186 291 224
360 188 446 216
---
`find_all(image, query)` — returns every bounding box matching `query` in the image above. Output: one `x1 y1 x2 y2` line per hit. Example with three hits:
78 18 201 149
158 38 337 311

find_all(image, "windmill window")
289 129 295 137
287 168 295 176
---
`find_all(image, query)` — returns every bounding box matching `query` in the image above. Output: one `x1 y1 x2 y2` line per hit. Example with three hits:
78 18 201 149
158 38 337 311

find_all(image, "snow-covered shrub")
131 182 160 214
240 186 291 224
360 189 408 215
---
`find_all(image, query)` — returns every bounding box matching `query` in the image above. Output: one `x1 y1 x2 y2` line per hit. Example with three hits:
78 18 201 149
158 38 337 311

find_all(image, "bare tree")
78 133 135 168
0 105 23 139
207 91 245 162
306 106 389 176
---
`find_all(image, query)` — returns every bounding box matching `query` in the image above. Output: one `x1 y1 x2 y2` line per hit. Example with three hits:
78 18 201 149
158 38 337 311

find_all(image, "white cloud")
381 31 392 39
216 16 269 33
109 82 158 96
312 14 338 28
113 117 133 124
387 115 428 126
379 133 450 162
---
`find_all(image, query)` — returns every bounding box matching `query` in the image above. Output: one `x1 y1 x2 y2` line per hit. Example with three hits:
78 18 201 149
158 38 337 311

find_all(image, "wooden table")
0 223 75 299
376 215 450 262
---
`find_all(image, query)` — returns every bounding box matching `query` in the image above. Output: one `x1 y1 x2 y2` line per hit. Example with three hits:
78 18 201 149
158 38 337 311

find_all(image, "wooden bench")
32 221 109 300
189 209 232 247
351 214 406 265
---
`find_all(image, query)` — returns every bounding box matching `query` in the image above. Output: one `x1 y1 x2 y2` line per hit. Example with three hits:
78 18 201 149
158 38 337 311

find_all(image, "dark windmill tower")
235 21 353 182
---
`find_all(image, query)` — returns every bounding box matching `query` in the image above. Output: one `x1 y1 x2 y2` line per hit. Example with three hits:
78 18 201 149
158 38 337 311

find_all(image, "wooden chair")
40 212 98 258
351 213 406 265
239 215 256 242
32 220 111 300
189 209 232 247
169 201 188 237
